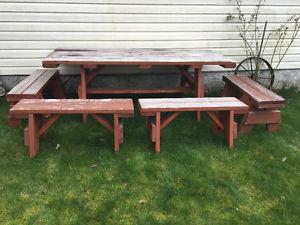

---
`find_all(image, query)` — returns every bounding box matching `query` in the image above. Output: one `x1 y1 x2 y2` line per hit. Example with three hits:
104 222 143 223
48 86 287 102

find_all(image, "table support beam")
177 66 195 88
194 67 203 121
78 66 104 123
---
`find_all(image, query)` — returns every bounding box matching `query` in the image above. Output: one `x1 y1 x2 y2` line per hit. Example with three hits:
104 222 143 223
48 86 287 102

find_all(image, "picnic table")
42 48 236 120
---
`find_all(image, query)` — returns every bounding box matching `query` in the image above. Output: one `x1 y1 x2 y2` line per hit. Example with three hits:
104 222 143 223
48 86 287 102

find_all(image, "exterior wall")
0 0 300 76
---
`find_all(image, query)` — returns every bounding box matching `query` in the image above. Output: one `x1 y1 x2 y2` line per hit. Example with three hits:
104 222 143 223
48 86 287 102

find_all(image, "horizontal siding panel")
2 0 300 6
1 0 300 6
1 31 298 41
0 22 241 32
1 12 297 23
0 50 52 58
1 40 299 49
1 3 300 15
1 22 293 32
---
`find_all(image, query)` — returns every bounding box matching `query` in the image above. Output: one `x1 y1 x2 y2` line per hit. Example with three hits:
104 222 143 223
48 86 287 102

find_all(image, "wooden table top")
42 48 236 68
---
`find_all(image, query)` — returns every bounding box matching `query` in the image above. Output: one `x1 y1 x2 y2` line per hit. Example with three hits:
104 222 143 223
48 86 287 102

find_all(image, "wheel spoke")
257 70 271 78
240 64 253 76
249 58 255 77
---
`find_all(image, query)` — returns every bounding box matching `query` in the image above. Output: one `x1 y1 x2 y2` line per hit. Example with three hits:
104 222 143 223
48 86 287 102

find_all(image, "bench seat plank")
139 97 248 113
223 75 285 108
7 69 58 97
10 99 134 115
22 70 59 95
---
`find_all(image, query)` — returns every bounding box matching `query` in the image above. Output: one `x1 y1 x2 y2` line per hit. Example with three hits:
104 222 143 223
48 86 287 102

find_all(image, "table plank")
43 48 236 68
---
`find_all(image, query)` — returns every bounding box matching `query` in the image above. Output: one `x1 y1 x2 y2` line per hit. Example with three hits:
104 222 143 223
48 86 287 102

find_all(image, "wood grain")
43 48 236 68
139 97 248 113
223 75 285 109
10 99 134 115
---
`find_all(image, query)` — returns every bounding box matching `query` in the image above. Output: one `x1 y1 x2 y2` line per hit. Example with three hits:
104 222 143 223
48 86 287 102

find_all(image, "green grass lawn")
0 90 299 225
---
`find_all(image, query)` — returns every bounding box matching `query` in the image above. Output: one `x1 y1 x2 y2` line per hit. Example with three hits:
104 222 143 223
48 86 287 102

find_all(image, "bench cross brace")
92 114 113 132
24 113 124 158
146 110 236 153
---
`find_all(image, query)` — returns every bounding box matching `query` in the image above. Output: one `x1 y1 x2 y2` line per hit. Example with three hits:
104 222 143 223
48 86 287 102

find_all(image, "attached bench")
7 69 65 127
222 75 286 133
138 97 248 152
10 99 134 159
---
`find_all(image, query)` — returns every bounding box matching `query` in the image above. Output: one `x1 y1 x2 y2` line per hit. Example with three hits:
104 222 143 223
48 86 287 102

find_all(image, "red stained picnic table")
43 48 236 120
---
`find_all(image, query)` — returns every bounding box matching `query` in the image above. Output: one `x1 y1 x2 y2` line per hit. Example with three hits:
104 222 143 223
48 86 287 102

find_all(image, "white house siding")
0 0 300 75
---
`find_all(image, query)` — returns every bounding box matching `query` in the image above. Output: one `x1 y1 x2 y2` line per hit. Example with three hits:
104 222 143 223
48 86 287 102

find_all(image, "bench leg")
210 111 223 134
240 110 281 134
194 67 203 121
114 114 120 153
93 114 123 152
82 114 88 124
119 118 123 144
8 101 23 127
210 112 238 139
24 127 29 146
238 112 253 134
146 117 156 142
223 111 234 148
8 117 22 128
154 112 161 153
266 123 280 133
28 114 40 159
220 83 239 97
50 74 66 99
239 124 254 134
146 117 151 140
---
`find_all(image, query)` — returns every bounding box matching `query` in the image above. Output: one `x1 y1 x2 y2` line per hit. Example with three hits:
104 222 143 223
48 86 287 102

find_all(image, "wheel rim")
234 56 274 89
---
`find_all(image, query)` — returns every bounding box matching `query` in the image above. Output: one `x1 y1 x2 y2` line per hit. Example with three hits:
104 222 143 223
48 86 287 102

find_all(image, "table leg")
50 73 65 99
80 67 88 123
195 67 203 121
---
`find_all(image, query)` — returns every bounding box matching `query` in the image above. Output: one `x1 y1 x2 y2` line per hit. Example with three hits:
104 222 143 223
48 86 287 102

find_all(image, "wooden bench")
138 97 248 152
7 69 65 127
222 75 286 133
10 99 134 159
